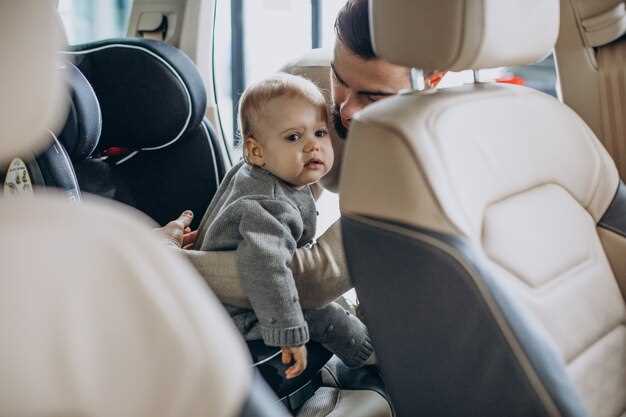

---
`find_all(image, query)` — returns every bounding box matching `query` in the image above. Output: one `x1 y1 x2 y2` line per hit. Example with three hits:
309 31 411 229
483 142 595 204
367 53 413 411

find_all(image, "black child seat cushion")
63 38 226 228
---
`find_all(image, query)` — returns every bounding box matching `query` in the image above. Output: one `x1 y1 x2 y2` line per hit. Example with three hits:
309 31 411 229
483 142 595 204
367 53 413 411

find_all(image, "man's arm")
291 220 351 308
176 219 350 309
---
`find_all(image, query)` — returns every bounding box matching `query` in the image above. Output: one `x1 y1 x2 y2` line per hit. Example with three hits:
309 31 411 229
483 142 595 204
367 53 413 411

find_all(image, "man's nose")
339 94 362 127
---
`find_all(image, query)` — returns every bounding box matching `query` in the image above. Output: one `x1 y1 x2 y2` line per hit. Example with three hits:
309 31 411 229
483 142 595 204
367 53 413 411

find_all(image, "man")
166 0 432 308
331 0 411 141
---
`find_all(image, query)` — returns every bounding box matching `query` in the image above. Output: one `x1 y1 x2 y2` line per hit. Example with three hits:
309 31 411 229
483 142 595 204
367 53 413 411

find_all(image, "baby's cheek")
289 160 306 179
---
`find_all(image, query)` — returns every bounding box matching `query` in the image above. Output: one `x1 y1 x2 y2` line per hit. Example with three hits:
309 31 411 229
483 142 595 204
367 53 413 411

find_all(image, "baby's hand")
281 345 307 379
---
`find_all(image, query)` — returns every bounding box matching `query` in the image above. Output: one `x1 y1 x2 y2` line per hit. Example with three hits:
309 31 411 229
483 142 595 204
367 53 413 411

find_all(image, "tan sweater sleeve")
177 219 351 309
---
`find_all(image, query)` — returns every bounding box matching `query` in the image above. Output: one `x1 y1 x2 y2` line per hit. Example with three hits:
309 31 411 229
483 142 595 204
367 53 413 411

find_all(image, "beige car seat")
555 0 626 179
0 2 287 416
341 0 626 416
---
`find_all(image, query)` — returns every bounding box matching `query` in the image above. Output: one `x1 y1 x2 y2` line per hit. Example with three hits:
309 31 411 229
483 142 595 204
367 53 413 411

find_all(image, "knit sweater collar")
245 163 312 196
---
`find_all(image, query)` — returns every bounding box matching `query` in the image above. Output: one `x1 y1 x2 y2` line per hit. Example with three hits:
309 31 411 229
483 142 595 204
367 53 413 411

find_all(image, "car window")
214 0 557 157
439 55 557 97
214 0 349 158
58 0 133 45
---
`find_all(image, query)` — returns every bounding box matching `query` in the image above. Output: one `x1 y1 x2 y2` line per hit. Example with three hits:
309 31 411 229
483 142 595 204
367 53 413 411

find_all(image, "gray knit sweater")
194 161 316 347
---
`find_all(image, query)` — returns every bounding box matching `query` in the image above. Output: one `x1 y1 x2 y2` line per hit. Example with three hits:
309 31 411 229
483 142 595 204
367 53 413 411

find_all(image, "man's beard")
331 105 349 140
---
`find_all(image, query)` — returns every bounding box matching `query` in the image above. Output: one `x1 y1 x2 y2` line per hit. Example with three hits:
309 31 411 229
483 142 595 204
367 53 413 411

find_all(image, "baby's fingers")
281 347 292 365
285 361 305 379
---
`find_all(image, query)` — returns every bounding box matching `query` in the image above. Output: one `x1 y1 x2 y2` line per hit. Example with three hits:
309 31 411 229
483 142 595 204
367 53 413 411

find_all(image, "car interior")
62 37 226 228
3 0 626 416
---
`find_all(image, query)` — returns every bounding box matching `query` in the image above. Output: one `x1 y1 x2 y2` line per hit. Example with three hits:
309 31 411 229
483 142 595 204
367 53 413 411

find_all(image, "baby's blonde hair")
237 73 327 144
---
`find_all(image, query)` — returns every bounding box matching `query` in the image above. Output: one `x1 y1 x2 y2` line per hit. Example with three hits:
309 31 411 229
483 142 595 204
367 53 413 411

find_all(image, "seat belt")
279 371 321 413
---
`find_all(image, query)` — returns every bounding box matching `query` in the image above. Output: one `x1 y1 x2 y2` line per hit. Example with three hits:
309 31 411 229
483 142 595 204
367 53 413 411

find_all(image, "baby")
194 73 374 379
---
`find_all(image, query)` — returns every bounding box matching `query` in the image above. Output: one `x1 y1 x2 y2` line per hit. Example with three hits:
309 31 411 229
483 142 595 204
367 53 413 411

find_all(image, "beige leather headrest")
569 0 626 47
0 194 252 416
370 0 560 71
281 49 343 192
0 1 66 162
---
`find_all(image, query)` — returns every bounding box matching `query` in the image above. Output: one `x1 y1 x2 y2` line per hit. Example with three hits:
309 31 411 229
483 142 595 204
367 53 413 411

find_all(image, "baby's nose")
304 139 320 152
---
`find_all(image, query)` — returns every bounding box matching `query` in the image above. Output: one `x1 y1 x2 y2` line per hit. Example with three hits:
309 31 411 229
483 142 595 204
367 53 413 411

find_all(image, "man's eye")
286 133 301 142
332 71 347 87
315 128 328 138
366 95 382 103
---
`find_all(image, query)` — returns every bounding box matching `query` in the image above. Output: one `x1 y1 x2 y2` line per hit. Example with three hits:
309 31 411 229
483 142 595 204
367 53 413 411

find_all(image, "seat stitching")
48 131 81 201
481 183 594 290
347 214 563 417
487 253 593 293
567 322 626 365
61 44 192 152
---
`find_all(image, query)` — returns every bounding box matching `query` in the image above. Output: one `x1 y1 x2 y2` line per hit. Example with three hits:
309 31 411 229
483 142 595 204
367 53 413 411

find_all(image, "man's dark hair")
334 0 376 60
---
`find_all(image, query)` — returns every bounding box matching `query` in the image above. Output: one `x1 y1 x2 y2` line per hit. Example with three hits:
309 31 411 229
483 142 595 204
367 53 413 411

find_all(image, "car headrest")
1 195 253 416
370 0 560 72
57 63 101 161
281 48 342 192
568 0 626 47
63 38 207 151
0 1 66 163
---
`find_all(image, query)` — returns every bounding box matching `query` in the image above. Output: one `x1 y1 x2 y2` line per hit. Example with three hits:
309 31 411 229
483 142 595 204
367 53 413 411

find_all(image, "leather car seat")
63 38 227 229
57 62 102 166
0 2 289 416
555 0 626 180
341 0 626 416
1 61 101 201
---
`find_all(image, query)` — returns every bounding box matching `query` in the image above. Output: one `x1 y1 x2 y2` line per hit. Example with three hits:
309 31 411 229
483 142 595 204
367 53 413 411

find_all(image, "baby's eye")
315 128 328 138
286 133 301 142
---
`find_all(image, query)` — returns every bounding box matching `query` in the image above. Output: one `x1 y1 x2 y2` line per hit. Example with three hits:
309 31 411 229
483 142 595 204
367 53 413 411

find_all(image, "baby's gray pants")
304 302 373 368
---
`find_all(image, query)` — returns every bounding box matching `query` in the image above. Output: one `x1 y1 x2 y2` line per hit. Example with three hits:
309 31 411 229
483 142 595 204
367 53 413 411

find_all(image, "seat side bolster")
238 372 291 417
343 215 589 417
598 181 626 300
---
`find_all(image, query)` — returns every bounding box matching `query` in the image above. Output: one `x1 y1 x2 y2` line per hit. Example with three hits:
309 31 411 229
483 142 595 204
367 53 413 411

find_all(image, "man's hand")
157 210 197 248
182 228 198 249
281 345 308 379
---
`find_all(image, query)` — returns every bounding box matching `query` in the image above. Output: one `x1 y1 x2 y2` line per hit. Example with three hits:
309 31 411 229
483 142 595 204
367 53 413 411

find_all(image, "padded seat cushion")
341 82 625 416
57 63 101 161
64 38 207 151
62 38 223 228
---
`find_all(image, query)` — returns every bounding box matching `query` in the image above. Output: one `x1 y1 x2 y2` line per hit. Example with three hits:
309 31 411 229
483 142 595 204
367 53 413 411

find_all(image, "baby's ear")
244 137 264 165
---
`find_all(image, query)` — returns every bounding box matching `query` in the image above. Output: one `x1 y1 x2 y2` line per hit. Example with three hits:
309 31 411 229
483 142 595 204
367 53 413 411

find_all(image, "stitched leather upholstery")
63 38 225 228
341 1 626 415
1 4 290 417
555 0 626 179
0 0 65 160
370 0 559 71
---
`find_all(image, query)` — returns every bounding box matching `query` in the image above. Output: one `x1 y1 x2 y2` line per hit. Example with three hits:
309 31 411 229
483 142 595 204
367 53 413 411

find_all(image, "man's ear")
244 137 264 166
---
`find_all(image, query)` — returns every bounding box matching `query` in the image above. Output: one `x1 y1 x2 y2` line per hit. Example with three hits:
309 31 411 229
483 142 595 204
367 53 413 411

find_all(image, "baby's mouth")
304 158 325 170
